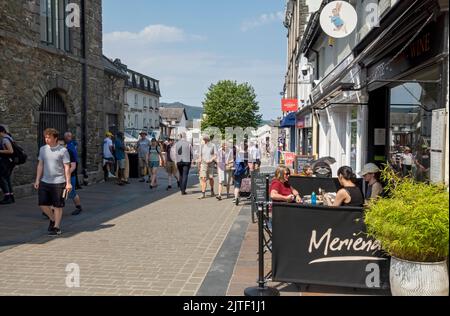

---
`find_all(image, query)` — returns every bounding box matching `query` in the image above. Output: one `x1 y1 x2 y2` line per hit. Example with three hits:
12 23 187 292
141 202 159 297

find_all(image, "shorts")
165 161 177 175
38 182 66 208
234 175 244 189
103 157 114 166
138 158 147 169
117 159 126 169
149 161 160 169
200 162 215 179
68 176 77 200
218 168 232 184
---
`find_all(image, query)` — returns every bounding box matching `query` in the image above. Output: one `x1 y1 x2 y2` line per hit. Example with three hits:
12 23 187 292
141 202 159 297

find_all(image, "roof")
103 56 128 79
159 107 188 123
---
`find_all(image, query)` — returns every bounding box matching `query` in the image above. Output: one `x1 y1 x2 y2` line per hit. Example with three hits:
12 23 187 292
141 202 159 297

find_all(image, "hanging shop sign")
320 1 358 39
282 99 299 112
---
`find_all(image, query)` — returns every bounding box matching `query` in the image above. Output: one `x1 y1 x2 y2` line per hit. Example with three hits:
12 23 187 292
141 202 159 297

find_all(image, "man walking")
64 132 83 215
34 128 71 236
136 131 150 183
103 132 115 180
165 137 180 190
175 132 193 195
198 135 217 199
216 142 233 200
114 132 127 186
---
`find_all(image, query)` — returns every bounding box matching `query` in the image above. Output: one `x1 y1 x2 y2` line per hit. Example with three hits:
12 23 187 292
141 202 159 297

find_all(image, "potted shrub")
364 166 449 296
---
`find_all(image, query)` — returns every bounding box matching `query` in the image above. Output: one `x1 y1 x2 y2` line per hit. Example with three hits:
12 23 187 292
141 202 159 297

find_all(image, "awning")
280 112 296 128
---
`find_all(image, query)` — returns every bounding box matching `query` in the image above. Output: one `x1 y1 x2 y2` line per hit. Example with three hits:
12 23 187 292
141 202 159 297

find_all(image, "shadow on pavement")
0 172 200 251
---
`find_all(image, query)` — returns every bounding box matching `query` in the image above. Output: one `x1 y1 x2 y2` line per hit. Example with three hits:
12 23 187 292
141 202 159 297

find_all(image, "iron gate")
38 90 67 149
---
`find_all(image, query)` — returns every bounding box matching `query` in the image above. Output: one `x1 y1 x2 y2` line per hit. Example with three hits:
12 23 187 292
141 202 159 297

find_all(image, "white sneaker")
108 173 116 178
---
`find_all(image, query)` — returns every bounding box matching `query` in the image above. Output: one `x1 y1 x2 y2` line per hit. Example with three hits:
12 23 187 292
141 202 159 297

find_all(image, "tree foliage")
201 80 262 133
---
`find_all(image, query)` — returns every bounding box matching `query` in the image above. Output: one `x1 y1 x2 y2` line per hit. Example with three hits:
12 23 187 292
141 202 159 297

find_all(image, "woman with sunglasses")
270 165 302 203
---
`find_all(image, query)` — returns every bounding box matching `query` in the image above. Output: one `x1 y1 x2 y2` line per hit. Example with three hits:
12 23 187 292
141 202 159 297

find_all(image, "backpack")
234 161 248 177
3 136 27 165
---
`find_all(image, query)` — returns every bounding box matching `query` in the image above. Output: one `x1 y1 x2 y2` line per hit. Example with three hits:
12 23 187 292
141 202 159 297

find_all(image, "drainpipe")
80 0 88 183
310 48 320 156
310 48 320 81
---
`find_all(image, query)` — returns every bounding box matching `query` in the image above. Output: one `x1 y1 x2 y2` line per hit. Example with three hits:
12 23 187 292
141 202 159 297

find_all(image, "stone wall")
0 0 125 197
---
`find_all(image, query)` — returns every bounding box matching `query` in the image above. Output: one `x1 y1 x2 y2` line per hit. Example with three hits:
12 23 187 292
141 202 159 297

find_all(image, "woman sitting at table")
270 165 302 203
324 166 364 207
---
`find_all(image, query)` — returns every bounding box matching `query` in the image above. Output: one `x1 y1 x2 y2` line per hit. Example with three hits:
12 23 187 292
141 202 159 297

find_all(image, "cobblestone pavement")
0 169 242 296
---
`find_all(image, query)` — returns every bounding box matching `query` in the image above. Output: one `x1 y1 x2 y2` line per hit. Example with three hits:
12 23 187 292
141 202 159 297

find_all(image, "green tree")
201 80 262 133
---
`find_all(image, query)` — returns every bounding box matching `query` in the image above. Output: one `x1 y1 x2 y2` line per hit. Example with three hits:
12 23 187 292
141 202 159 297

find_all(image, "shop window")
389 75 441 182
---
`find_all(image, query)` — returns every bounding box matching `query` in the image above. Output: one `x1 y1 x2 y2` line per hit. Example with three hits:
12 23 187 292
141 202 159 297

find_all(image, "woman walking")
149 138 164 189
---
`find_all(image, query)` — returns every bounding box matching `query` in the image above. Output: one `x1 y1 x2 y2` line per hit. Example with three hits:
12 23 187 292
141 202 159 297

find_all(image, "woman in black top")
325 166 364 207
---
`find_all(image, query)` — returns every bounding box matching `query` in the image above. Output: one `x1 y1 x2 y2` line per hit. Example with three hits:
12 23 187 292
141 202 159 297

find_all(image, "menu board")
430 109 446 183
251 167 276 218
295 155 315 174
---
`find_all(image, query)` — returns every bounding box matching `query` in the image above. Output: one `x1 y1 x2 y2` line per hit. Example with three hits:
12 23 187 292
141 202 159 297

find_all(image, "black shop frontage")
356 0 448 183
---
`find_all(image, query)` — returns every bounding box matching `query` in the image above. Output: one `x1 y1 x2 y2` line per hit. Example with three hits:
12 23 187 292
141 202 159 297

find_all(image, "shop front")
295 108 313 156
364 9 448 183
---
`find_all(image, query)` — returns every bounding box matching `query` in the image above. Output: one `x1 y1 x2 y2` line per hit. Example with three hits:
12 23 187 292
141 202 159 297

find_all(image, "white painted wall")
125 89 160 131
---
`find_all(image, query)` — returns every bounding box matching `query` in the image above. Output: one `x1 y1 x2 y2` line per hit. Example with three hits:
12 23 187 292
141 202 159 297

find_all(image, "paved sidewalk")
0 169 243 296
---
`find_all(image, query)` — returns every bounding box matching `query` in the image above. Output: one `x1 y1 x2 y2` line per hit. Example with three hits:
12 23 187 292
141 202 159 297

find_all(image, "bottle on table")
311 191 317 206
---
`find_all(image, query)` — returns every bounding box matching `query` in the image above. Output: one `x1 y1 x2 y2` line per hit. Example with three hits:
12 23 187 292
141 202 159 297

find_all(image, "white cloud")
104 24 205 43
241 11 284 32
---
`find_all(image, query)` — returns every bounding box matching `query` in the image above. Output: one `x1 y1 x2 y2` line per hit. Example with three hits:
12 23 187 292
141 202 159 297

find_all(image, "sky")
102 0 287 120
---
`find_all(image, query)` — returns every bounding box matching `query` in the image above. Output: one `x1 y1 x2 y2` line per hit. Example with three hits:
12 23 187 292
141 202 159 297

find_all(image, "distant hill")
160 102 203 120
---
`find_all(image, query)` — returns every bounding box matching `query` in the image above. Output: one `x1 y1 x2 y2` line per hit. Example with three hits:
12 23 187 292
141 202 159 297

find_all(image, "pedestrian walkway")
0 169 243 296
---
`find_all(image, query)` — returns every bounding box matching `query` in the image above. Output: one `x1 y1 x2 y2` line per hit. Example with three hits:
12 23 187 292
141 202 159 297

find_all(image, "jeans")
0 159 13 195
177 162 191 193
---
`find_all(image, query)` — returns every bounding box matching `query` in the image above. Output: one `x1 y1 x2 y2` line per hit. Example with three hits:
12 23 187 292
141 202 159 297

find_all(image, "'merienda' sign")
308 228 386 264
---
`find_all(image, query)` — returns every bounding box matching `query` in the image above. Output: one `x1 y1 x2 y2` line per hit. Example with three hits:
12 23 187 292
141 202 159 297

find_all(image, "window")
134 94 138 105
40 0 71 51
135 115 139 128
143 97 147 107
389 70 441 182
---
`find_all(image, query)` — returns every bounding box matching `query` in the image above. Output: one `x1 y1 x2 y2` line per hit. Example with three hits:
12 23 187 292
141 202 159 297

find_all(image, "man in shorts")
198 135 217 199
103 132 115 180
34 128 72 236
64 132 83 215
165 137 180 190
136 131 150 182
114 132 127 185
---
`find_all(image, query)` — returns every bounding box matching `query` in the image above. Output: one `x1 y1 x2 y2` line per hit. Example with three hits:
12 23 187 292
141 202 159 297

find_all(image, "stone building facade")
0 0 126 197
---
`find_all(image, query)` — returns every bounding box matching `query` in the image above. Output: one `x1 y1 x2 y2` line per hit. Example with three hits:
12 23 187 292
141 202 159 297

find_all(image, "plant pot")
390 256 449 296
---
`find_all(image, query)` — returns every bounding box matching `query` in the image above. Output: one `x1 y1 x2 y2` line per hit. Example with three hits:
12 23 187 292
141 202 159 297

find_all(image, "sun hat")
359 163 381 176
105 131 113 137
139 130 148 135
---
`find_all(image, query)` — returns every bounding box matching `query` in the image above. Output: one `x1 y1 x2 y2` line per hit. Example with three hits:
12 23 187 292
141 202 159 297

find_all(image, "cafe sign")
282 99 299 112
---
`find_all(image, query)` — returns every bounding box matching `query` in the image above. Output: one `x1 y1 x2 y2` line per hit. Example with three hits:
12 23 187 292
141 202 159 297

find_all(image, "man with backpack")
0 126 15 204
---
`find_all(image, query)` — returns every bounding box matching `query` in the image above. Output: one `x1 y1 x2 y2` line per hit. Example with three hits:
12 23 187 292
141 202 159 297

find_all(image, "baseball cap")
105 131 113 137
359 163 380 176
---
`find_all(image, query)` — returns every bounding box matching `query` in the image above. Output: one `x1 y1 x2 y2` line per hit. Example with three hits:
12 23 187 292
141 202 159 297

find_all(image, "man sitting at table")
270 165 302 203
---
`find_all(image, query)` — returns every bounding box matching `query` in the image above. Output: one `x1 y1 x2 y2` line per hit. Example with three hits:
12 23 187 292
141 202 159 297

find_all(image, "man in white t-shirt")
198 135 217 199
103 132 115 179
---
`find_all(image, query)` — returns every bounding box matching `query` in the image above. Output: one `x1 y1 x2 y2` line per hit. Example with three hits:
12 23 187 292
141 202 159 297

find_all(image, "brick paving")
0 169 241 296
